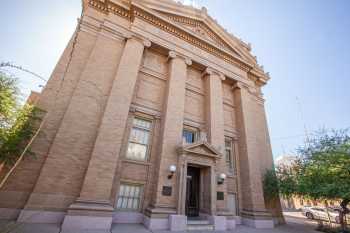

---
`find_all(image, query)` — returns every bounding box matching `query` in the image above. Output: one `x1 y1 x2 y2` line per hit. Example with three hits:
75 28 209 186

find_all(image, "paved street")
0 214 320 233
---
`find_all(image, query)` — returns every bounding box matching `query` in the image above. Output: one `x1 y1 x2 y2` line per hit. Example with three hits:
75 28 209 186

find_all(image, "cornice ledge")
87 0 131 19
248 68 270 86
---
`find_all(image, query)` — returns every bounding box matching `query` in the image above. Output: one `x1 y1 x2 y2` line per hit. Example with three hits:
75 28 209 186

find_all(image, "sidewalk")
0 221 319 233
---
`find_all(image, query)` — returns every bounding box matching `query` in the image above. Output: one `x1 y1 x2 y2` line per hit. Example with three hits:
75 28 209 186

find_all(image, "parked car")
302 206 350 224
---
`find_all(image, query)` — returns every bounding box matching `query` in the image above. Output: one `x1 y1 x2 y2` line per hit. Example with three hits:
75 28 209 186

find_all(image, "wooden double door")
186 166 200 217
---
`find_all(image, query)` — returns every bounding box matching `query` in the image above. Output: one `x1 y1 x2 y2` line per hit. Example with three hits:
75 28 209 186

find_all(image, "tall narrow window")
225 138 235 174
116 183 142 210
126 118 152 161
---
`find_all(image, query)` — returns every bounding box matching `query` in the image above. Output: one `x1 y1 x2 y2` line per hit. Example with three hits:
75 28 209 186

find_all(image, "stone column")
203 68 226 151
18 26 126 225
150 51 191 218
61 36 150 232
203 68 228 215
233 82 274 228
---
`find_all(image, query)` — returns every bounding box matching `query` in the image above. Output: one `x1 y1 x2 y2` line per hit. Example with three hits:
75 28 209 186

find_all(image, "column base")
241 209 275 228
61 215 112 233
143 206 177 230
61 199 113 233
17 209 65 223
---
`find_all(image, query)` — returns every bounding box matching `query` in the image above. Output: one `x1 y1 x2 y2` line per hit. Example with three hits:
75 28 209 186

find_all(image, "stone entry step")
187 220 210 225
187 220 214 231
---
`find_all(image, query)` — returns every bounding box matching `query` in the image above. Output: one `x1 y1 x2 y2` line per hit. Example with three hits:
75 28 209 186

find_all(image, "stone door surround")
177 141 222 216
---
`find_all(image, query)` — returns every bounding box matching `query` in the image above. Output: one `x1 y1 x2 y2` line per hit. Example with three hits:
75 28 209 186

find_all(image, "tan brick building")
0 0 283 231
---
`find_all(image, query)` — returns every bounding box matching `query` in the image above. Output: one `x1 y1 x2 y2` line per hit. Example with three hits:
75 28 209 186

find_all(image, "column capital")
125 33 151 48
168 51 192 66
232 81 246 90
202 67 225 81
232 81 254 91
233 82 264 101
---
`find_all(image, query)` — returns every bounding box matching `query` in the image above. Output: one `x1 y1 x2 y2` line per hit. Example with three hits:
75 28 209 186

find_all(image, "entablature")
84 0 270 86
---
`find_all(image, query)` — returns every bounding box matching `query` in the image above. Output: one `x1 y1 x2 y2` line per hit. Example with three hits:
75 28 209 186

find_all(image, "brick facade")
0 0 283 231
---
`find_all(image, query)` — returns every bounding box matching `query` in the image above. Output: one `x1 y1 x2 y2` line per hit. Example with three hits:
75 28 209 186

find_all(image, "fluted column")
61 36 150 232
203 68 227 214
153 51 192 211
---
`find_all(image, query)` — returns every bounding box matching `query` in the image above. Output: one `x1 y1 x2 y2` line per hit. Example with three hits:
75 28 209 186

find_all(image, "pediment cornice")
85 0 270 85
177 141 222 159
154 11 242 57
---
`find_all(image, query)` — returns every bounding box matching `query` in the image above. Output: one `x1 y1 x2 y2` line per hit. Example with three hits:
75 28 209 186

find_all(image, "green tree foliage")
0 73 19 128
263 169 280 201
264 129 350 232
296 130 350 202
0 72 39 167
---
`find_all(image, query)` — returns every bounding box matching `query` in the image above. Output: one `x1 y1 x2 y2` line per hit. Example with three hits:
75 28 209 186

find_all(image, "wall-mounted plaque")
217 192 224 200
162 186 172 196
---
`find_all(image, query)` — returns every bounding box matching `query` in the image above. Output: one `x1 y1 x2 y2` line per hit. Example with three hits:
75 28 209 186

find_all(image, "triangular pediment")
155 11 242 57
134 0 260 65
178 141 222 158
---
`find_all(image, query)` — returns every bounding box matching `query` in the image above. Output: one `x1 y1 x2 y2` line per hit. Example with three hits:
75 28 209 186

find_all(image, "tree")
0 72 39 167
264 129 350 232
0 72 19 130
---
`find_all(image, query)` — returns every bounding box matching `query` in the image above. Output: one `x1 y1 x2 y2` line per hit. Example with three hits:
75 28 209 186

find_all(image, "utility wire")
0 62 47 82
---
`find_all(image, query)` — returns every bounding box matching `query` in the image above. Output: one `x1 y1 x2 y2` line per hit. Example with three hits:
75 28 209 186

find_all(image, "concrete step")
187 220 210 225
187 220 214 231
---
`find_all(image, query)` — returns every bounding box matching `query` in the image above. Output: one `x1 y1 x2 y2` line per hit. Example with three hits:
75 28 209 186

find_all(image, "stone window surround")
182 124 199 144
124 110 157 163
225 137 235 174
116 183 144 211
126 116 153 161
115 179 147 211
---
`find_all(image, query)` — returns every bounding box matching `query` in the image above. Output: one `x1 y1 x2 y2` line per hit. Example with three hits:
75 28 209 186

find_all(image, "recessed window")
183 128 197 144
126 118 152 161
225 138 236 174
116 183 142 210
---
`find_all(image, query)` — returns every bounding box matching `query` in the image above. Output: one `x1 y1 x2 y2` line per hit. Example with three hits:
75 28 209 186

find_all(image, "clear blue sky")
1 0 349 159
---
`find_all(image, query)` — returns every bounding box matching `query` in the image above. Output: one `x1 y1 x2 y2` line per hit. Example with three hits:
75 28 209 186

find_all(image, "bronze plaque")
162 186 172 196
